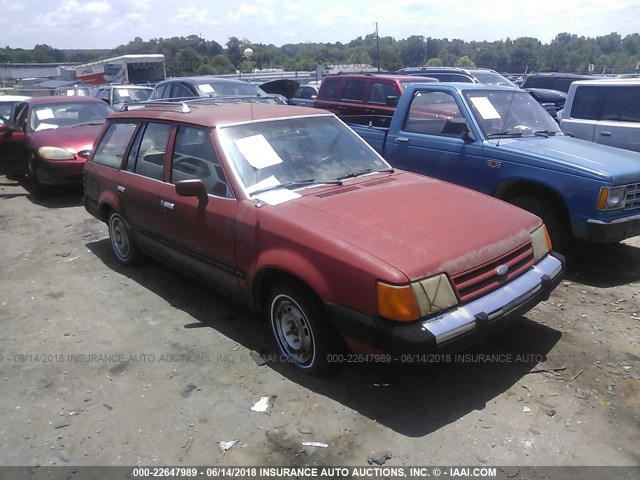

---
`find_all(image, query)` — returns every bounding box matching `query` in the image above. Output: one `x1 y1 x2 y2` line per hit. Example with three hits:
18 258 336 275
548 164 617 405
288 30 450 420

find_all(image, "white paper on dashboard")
253 189 301 206
35 123 58 131
246 175 281 194
470 97 501 120
234 134 283 170
36 108 54 120
66 89 75 95
119 89 130 97
198 84 215 93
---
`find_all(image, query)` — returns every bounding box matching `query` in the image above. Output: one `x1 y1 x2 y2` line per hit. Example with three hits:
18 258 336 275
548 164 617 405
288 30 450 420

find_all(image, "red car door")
158 125 239 293
0 102 29 175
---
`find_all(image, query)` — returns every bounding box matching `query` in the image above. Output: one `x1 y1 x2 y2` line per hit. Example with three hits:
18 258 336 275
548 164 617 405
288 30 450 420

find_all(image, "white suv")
560 78 640 153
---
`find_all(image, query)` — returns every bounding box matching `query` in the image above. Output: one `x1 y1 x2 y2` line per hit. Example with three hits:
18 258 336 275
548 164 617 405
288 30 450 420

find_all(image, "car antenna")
496 84 518 148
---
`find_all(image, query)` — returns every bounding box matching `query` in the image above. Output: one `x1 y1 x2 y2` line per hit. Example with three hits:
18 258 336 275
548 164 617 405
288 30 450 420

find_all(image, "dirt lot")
0 177 638 469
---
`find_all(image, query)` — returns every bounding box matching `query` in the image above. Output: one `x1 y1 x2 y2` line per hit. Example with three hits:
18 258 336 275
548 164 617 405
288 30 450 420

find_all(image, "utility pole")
375 22 381 72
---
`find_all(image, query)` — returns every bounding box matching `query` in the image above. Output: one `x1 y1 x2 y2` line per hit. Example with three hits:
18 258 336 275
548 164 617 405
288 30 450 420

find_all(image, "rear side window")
318 78 341 99
601 87 640 123
341 80 365 101
92 122 138 169
571 86 604 120
170 83 193 98
130 122 172 181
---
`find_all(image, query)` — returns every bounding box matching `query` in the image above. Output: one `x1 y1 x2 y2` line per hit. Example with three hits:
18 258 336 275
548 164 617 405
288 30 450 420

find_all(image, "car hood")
490 136 640 184
524 88 566 102
260 172 540 281
30 124 103 153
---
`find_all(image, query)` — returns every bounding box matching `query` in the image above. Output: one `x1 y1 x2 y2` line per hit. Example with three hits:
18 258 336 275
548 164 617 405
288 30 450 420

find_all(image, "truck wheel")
510 196 570 251
108 212 142 266
267 282 333 376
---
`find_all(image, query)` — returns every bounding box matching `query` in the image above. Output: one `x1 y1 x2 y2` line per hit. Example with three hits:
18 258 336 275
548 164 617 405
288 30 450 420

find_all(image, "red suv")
314 73 437 116
84 101 563 374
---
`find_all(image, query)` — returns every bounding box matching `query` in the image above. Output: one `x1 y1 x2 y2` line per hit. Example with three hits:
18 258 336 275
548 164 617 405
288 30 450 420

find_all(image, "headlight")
377 273 458 322
597 186 626 210
38 146 76 161
530 224 552 261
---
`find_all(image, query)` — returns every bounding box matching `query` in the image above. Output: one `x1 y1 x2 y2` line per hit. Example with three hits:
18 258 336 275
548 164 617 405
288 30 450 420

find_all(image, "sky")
1 0 639 50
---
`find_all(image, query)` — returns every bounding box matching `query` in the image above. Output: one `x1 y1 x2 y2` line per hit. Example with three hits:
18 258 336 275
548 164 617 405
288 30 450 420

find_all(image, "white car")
0 95 31 124
560 78 640 153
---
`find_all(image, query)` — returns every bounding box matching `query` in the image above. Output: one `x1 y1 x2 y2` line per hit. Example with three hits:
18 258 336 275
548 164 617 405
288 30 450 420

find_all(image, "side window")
571 86 603 120
153 85 167 98
92 122 138 169
301 87 316 100
171 126 232 198
369 81 396 104
132 123 172 181
601 87 640 123
13 103 28 128
170 83 193 98
341 80 365 101
319 78 340 99
404 91 463 136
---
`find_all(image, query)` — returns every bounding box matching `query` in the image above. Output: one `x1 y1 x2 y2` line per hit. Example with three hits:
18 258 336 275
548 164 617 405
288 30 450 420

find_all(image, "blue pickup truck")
346 83 640 248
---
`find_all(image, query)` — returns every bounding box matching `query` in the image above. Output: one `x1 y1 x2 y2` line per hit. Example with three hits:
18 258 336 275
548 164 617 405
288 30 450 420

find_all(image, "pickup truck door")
383 89 484 188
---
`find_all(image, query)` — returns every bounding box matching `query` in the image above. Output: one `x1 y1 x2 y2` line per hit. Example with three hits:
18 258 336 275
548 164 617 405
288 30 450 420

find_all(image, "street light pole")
375 22 381 72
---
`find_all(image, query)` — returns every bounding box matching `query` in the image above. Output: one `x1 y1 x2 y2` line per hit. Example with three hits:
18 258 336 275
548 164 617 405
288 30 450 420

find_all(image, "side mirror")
442 117 475 141
385 96 399 107
175 179 209 208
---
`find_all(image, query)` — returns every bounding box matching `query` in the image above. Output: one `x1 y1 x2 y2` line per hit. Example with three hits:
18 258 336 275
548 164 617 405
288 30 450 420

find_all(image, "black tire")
108 212 142 266
267 282 334 375
510 195 570 251
27 155 47 198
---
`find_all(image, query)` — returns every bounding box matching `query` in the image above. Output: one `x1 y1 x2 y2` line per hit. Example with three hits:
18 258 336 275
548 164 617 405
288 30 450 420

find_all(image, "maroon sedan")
84 102 564 375
0 96 112 195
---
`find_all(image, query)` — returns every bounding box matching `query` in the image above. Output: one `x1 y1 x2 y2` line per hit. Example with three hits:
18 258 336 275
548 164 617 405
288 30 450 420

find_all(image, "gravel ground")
0 177 638 470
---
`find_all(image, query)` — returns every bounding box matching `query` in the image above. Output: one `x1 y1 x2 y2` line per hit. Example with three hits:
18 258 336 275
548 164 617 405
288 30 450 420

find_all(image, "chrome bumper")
421 254 563 345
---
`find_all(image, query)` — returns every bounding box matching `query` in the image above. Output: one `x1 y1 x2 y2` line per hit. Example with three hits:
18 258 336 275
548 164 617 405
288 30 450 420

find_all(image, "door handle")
117 186 125 193
396 136 409 143
161 200 175 210
600 131 612 136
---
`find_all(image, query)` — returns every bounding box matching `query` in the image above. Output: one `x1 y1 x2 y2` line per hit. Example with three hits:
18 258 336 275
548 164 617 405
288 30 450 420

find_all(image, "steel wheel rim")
110 216 130 260
271 294 315 366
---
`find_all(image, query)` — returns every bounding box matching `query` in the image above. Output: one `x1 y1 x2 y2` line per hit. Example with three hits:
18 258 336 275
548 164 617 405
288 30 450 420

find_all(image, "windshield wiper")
336 168 394 181
532 130 559 137
486 132 524 139
72 121 105 127
250 178 343 196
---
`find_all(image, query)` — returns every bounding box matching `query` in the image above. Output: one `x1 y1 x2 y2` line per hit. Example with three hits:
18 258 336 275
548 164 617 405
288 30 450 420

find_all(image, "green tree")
455 55 476 68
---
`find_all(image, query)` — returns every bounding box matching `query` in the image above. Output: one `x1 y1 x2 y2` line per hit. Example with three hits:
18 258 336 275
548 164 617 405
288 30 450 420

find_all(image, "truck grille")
451 242 535 302
624 183 640 210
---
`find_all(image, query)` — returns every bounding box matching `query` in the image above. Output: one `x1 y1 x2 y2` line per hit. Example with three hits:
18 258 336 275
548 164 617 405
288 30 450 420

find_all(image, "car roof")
157 77 255 85
323 73 434 81
417 83 522 92
570 78 640 86
111 102 330 128
0 95 31 101
26 96 107 106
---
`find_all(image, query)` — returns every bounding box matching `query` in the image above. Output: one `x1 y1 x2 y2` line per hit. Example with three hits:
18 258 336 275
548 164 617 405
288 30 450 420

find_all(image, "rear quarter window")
318 78 341 99
341 80 365 101
92 122 138 169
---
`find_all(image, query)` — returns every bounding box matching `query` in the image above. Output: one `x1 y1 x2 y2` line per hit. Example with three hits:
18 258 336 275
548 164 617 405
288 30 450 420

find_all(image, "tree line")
2 32 639 77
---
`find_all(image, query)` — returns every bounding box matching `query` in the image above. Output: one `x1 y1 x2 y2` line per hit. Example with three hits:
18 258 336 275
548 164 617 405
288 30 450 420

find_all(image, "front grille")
451 242 535 302
624 183 640 210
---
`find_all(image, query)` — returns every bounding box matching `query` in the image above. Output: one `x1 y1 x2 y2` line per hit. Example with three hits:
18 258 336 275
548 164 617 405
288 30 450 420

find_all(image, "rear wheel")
268 282 333 375
510 195 570 251
108 212 142 266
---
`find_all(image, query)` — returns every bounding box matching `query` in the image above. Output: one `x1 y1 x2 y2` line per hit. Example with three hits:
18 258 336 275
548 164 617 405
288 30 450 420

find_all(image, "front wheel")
27 155 47 198
108 212 142 266
510 195 570 252
268 282 333 375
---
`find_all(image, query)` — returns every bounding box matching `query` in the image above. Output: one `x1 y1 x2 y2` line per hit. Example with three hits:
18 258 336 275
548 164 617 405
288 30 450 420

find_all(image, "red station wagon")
84 101 564 374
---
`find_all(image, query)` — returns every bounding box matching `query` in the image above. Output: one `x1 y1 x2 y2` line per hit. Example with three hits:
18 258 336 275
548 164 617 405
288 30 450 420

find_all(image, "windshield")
29 101 112 131
196 82 266 97
113 88 152 104
471 71 516 87
218 115 390 195
463 90 562 139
